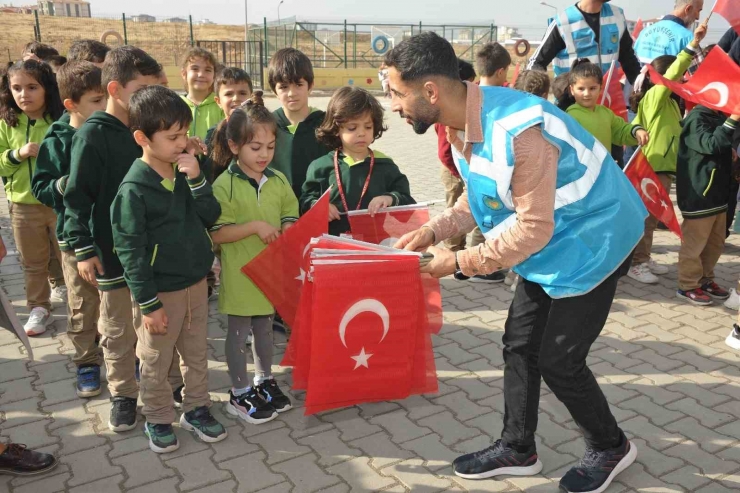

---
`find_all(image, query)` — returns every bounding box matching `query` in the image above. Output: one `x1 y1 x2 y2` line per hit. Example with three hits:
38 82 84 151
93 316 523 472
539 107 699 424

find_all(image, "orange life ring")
100 30 123 46
514 39 531 57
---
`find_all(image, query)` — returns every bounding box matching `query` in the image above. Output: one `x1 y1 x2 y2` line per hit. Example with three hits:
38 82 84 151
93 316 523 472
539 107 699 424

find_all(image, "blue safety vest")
553 3 626 76
451 87 647 298
634 18 693 65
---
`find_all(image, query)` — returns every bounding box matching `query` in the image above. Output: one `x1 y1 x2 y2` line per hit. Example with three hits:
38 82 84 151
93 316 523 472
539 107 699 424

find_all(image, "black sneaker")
452 439 543 479
144 422 179 453
0 443 58 476
172 385 183 409
226 388 278 425
559 435 637 493
726 324 740 350
108 396 138 432
257 378 292 412
179 406 228 443
453 270 470 281
469 271 506 283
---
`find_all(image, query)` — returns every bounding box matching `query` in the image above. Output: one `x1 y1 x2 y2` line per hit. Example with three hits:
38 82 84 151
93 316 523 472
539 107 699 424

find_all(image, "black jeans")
500 268 622 451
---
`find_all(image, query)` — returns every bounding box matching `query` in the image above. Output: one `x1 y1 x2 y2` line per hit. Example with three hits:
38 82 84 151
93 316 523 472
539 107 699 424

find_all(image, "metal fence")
195 40 264 89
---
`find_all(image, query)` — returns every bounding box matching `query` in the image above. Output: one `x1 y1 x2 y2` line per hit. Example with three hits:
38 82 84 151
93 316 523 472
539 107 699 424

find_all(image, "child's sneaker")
179 406 227 443
726 324 740 350
172 385 184 409
627 263 659 284
676 288 713 306
24 307 51 336
144 422 180 453
257 378 292 413
724 289 740 311
701 281 730 300
226 388 278 424
109 396 138 432
76 365 101 398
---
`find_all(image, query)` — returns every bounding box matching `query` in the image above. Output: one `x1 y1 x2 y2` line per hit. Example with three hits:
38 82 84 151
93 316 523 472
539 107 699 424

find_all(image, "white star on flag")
350 347 373 370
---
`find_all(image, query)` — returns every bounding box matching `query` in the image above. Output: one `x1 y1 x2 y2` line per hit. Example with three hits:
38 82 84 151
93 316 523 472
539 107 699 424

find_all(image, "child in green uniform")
301 86 415 236
31 61 107 398
180 47 224 141
111 85 226 453
210 93 298 425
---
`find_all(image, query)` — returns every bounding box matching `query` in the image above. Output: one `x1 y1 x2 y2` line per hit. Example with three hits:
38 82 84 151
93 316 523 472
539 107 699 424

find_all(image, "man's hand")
419 245 457 278
77 256 103 287
143 307 168 335
690 19 708 48
18 143 39 160
635 129 649 146
254 221 281 244
0 237 7 263
328 203 341 222
185 136 207 156
394 227 435 252
368 195 393 216
176 150 201 179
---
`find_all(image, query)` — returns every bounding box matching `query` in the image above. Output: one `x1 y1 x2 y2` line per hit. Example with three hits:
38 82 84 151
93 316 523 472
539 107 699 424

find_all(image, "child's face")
114 74 161 110
230 124 276 177
10 71 45 116
274 79 311 114
157 71 169 88
182 57 215 94
215 82 252 118
339 111 374 153
142 123 189 165
493 66 510 86
570 77 601 109
69 90 107 120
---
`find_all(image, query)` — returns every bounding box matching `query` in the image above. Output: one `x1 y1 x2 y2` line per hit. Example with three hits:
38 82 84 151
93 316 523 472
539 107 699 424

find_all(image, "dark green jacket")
300 150 415 235
270 108 330 198
111 159 220 314
31 121 76 251
63 111 142 291
676 106 738 219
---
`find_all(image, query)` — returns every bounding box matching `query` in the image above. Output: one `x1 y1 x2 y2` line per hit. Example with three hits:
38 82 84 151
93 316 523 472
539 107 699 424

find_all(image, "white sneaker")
24 307 51 336
724 289 740 311
727 326 740 350
504 271 517 286
50 285 68 303
627 264 659 284
647 259 669 275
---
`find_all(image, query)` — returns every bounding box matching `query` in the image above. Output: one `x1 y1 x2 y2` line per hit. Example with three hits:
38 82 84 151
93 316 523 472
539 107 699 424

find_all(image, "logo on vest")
611 33 618 44
483 195 503 211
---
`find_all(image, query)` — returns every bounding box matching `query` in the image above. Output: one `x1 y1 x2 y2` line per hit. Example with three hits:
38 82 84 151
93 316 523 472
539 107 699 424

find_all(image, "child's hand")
281 221 294 233
328 203 341 222
18 143 39 160
143 307 168 335
254 221 281 244
635 129 649 146
77 256 104 287
185 136 207 156
176 150 201 179
368 195 393 216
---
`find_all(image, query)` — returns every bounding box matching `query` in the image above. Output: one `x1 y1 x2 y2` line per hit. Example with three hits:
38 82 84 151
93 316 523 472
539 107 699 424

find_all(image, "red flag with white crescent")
624 149 682 239
600 62 628 121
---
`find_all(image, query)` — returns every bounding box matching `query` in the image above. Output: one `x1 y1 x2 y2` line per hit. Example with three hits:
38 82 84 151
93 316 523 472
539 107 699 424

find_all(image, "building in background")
130 14 156 23
37 0 91 17
164 17 187 23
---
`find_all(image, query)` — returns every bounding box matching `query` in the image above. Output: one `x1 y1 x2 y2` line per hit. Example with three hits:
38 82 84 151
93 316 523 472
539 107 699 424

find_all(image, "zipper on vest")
703 169 716 197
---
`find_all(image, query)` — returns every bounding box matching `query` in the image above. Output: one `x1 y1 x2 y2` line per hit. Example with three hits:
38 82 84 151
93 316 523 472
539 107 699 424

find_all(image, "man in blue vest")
529 0 641 84
634 0 704 64
387 32 645 493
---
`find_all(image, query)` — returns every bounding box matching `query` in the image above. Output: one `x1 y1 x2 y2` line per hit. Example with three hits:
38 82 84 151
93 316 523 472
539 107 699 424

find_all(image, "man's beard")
402 103 439 135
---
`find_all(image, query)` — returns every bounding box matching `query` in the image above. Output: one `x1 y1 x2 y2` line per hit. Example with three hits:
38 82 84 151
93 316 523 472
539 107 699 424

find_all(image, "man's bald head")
674 0 704 26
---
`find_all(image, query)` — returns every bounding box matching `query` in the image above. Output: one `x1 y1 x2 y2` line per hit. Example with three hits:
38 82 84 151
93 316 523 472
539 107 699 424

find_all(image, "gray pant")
226 315 274 388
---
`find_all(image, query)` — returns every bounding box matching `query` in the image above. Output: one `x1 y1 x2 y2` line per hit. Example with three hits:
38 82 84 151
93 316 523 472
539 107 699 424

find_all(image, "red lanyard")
333 149 375 212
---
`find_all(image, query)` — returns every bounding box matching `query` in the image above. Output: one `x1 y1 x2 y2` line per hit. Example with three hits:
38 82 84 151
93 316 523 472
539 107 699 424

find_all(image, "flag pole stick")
340 200 446 216
621 145 642 174
601 60 616 106
707 0 718 22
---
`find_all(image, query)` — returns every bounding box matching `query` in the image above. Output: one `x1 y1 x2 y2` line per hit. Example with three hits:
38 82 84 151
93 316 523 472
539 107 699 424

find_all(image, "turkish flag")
242 190 330 327
647 46 740 115
600 62 628 121
511 62 522 86
624 149 682 239
304 258 437 415
713 0 740 35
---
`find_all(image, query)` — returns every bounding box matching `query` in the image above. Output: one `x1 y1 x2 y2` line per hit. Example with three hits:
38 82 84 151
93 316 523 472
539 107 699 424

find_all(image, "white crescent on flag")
295 243 312 283
697 82 730 108
641 178 659 204
338 298 391 370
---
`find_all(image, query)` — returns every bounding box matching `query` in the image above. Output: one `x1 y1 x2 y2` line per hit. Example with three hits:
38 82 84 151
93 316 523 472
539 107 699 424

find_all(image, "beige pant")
10 203 63 311
134 278 210 423
440 166 485 251
99 287 138 399
61 251 102 367
678 212 726 291
633 174 673 265
48 237 64 289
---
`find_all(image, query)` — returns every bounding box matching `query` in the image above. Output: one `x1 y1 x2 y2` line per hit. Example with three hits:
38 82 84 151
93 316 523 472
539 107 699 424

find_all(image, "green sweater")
566 104 642 150
300 150 415 235
0 113 53 204
111 159 220 314
63 111 142 291
633 47 696 174
31 121 76 251
676 106 737 219
270 107 330 199
181 93 225 141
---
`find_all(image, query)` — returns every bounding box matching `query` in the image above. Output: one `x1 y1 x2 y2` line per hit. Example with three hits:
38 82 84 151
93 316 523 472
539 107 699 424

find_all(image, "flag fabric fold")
712 0 740 35
600 61 628 121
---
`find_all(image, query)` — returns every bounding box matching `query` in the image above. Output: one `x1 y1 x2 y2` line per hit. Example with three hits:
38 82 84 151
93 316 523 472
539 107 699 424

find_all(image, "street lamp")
540 1 558 12
278 0 284 25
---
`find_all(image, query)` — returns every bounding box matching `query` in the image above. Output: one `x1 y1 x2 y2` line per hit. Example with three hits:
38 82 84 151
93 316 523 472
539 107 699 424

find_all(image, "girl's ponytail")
210 118 232 181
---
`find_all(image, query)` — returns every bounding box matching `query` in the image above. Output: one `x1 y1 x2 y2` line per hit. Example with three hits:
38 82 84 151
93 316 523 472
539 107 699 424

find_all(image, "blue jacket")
634 16 692 64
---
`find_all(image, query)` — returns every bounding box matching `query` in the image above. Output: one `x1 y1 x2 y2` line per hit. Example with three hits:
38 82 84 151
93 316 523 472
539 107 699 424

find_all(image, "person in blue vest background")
387 32 646 493
528 0 641 85
634 0 704 64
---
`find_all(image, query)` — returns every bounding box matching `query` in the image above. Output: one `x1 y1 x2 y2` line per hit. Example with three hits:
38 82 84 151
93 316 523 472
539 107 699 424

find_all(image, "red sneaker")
701 281 730 300
677 288 713 306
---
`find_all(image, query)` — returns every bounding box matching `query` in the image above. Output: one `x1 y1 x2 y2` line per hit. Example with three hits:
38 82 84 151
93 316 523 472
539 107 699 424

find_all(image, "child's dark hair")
67 39 111 64
555 59 603 110
629 55 677 113
215 67 253 95
268 48 314 92
21 42 59 61
475 42 511 78
316 87 387 150
129 85 192 139
56 60 103 102
514 70 551 98
181 47 218 71
458 58 476 82
102 46 161 90
0 59 63 126
211 91 276 181
48 55 67 71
